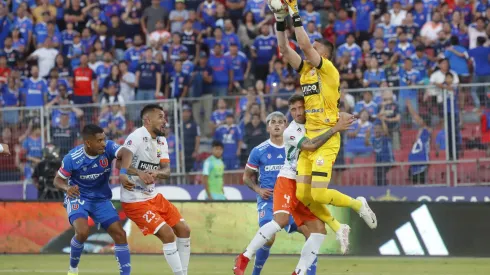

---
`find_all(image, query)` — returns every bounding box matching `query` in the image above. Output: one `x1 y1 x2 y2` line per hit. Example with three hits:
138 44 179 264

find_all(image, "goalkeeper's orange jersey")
298 57 340 131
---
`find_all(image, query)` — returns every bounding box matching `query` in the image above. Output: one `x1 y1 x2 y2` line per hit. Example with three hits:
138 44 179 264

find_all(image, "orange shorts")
122 193 183 236
273 176 317 227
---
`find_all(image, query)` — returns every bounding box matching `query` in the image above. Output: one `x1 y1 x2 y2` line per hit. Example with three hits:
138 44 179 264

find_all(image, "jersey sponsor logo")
157 149 162 158
79 168 111 180
297 128 302 132
99 158 109 168
305 108 324 114
138 161 160 170
264 164 283 171
301 82 320 96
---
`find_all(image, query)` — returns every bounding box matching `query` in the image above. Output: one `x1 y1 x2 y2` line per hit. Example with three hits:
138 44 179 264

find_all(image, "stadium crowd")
1 0 490 187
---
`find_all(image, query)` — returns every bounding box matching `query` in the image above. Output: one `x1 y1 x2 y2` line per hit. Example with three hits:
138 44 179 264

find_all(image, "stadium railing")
1 83 490 200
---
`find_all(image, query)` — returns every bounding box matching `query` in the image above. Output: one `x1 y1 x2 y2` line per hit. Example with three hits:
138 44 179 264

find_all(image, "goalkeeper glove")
285 0 299 16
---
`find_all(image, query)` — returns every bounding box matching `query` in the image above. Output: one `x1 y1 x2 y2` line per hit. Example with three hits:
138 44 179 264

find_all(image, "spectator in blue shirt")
22 65 48 107
223 19 242 51
376 13 396 40
469 37 490 111
354 91 379 120
334 9 356 46
444 36 470 82
300 2 321 32
394 31 415 64
363 57 386 88
412 0 428 27
225 43 250 89
306 21 323 44
337 33 362 65
199 0 218 28
345 109 373 160
353 0 375 42
411 45 431 80
265 60 288 94
124 34 146 72
365 119 394 186
61 22 78 56
135 48 162 100
13 3 33 48
0 3 12 49
100 103 126 140
244 0 266 23
67 33 83 69
95 52 113 91
21 123 43 181
205 27 228 55
211 98 233 132
208 43 233 96
251 25 277 81
213 113 242 170
399 58 421 117
1 75 20 125
166 60 190 99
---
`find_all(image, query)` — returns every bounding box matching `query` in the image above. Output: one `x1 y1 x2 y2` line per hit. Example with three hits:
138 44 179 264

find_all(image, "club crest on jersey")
309 68 316 76
157 138 164 145
297 128 302 132
316 157 324 166
259 210 265 218
143 137 148 142
157 149 162 158
72 204 79 210
267 153 271 159
126 140 132 145
99 158 109 168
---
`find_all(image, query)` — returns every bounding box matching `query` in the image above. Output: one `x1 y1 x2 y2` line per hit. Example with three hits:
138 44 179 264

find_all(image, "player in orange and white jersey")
118 104 190 275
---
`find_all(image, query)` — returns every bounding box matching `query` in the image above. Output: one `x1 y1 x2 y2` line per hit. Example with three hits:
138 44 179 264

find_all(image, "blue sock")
252 245 271 275
70 237 84 268
114 244 131 275
307 257 318 275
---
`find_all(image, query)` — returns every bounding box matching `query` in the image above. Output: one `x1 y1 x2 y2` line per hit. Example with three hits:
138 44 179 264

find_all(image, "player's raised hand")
120 174 135 191
257 188 274 200
284 0 299 15
66 185 80 198
137 170 154 185
0 143 10 155
335 112 356 132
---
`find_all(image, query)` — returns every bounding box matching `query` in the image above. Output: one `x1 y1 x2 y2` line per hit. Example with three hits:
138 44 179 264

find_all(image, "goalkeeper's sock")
163 242 184 275
177 237 191 275
295 233 324 275
114 244 131 275
252 245 272 275
69 236 84 269
307 257 318 275
243 220 281 259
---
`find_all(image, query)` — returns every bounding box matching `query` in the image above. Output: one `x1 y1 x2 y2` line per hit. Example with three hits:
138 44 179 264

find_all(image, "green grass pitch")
0 255 489 274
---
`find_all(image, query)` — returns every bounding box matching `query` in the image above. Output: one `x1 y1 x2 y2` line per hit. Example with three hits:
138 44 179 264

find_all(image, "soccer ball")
268 0 288 13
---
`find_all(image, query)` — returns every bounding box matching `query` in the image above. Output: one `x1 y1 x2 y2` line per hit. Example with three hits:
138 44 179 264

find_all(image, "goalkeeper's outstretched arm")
285 0 322 68
272 4 302 70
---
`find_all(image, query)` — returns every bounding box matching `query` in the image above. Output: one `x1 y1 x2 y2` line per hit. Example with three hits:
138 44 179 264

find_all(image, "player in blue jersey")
236 112 292 275
54 124 132 275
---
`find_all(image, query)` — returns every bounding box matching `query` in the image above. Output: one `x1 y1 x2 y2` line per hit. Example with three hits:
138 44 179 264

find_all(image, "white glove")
268 0 288 22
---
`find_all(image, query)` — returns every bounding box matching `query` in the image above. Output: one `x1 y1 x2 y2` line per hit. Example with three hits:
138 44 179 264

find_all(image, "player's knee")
274 214 289 229
75 228 89 243
156 224 176 244
111 229 128 244
176 223 191 238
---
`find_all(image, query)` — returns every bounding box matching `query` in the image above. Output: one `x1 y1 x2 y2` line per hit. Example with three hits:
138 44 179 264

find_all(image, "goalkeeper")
271 0 378 229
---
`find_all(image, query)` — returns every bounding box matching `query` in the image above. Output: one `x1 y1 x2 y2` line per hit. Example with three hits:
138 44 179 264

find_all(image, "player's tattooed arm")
243 166 273 199
243 167 259 192
300 112 355 152
147 162 171 180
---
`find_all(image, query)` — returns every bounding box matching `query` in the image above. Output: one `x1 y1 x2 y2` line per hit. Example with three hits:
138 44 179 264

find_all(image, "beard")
153 127 165 137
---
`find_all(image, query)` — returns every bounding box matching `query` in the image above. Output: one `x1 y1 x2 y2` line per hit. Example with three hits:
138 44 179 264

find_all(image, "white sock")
295 233 325 275
243 220 282 259
68 267 78 273
177 237 191 275
163 242 184 275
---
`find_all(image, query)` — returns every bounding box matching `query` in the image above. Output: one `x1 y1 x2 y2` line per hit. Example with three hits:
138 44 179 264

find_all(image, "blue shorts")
257 201 298 233
65 197 120 230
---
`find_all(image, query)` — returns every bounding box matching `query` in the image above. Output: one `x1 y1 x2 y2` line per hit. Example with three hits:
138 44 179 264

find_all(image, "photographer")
32 144 64 200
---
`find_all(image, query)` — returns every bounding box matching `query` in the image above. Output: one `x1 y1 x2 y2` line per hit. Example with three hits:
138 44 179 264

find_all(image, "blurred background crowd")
1 0 490 192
